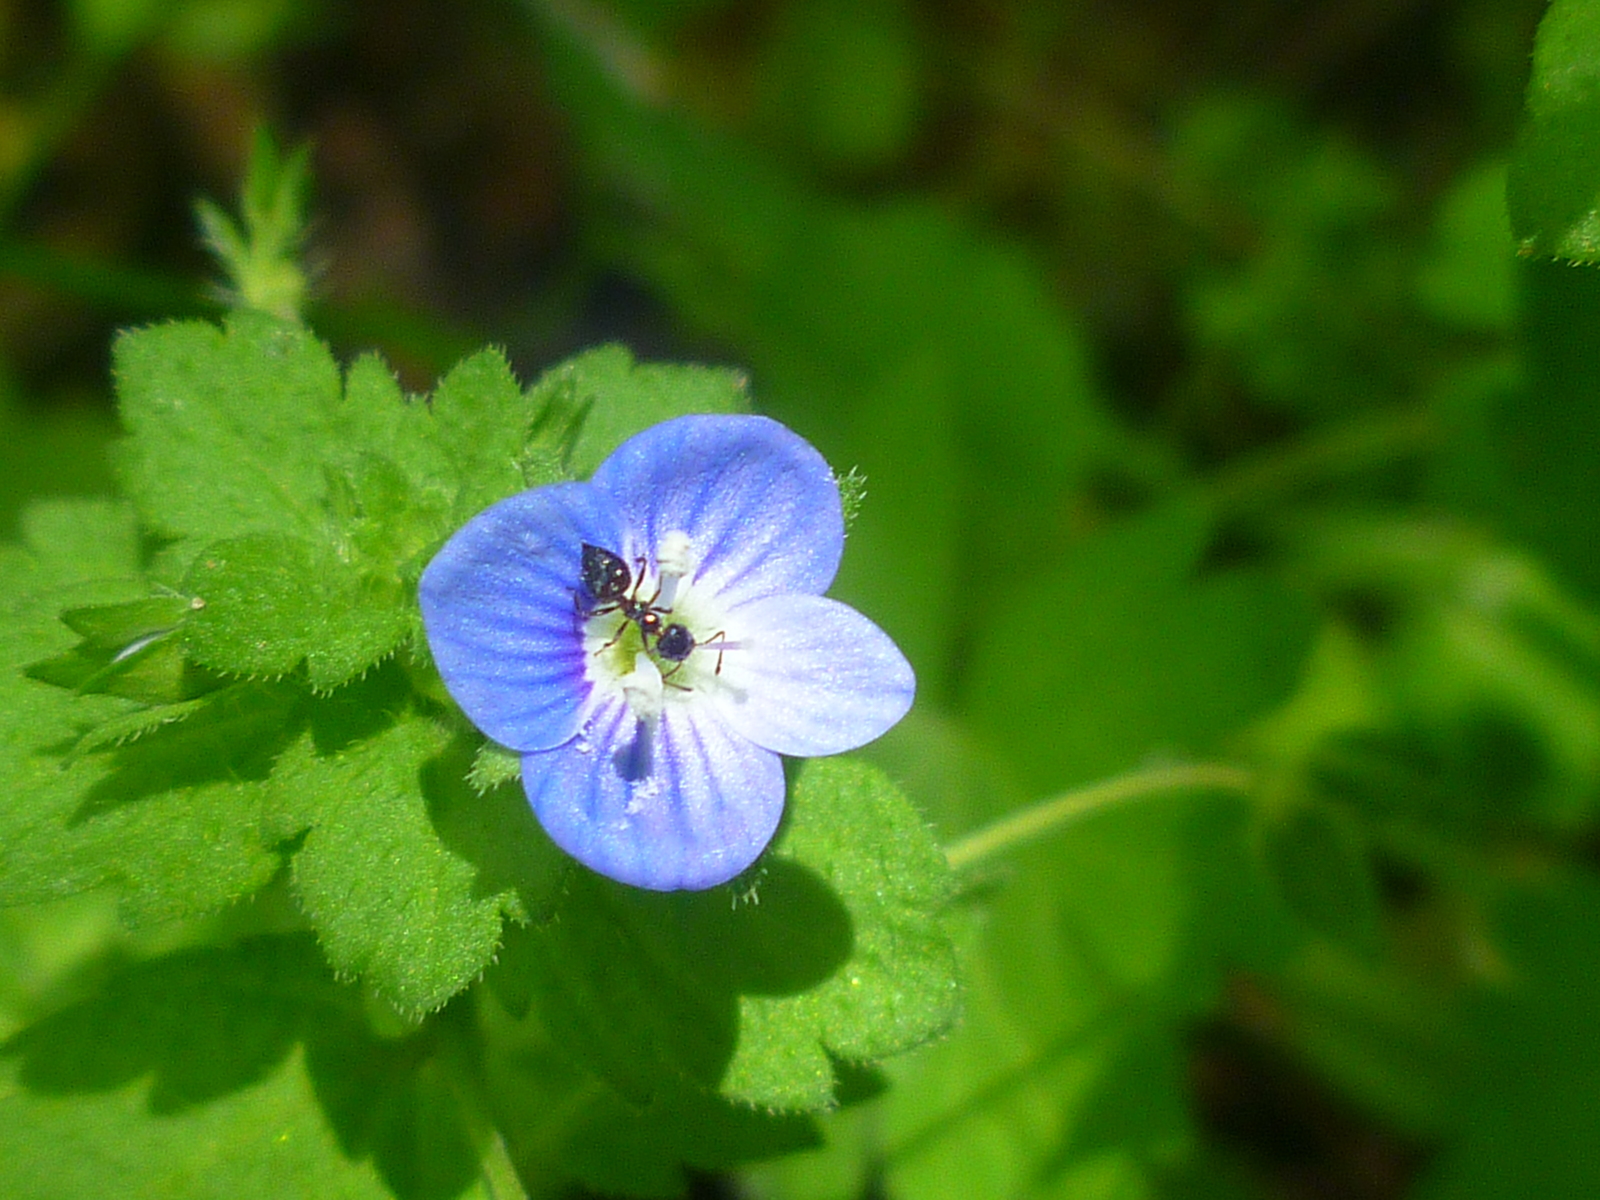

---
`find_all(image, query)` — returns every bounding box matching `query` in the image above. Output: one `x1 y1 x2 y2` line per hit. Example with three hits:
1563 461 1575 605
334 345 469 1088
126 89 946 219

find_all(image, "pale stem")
942 762 1256 872
480 1129 530 1200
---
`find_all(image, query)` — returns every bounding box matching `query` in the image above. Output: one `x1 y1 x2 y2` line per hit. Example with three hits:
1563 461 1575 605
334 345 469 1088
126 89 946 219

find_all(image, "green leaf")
64 694 217 759
545 344 750 479
722 758 961 1107
877 789 1292 1200
0 504 140 896
328 452 448 582
490 757 958 1114
113 315 417 690
1413 873 1600 1199
478 986 820 1198
0 935 495 1200
1508 0 1600 260
0 499 284 925
401 347 543 523
114 321 552 691
332 346 550 533
27 595 217 704
966 501 1316 794
0 678 295 925
334 352 439 484
266 705 562 1016
13 500 142 589
114 314 342 545
476 758 953 1192
60 596 195 646
466 742 520 794
182 534 411 691
0 399 119 542
1255 799 1385 954
27 627 208 705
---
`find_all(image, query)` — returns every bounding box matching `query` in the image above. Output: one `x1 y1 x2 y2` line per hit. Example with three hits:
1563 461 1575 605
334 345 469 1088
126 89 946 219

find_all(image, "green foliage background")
4 1 1600 1198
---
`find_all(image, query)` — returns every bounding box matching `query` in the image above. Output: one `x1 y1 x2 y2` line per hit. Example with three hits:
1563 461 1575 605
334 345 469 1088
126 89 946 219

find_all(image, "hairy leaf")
0 500 284 924
114 322 561 691
427 347 554 518
547 344 750 479
114 315 342 544
182 534 411 691
491 757 958 1114
478 983 820 1198
266 708 562 1016
723 757 961 1107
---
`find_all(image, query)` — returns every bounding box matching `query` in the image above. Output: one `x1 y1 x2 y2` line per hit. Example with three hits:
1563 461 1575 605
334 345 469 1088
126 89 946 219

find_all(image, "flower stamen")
654 529 693 609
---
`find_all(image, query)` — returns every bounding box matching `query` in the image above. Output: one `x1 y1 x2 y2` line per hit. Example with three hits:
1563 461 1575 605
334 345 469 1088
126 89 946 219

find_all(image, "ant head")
656 623 695 662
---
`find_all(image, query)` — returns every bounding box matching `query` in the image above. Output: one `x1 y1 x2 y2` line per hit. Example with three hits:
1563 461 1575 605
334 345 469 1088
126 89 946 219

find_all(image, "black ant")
578 542 632 607
578 543 670 647
656 622 729 683
578 543 728 683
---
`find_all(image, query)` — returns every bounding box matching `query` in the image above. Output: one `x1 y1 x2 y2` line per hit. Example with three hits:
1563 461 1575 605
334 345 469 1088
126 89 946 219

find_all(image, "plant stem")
1205 405 1437 513
479 1128 530 1200
943 762 1255 872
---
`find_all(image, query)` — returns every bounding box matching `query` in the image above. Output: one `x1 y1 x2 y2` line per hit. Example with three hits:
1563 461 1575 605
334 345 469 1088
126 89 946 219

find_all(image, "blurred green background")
9 1 1600 1198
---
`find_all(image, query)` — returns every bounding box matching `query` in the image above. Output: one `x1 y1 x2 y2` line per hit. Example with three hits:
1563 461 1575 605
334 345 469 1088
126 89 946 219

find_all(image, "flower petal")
589 414 843 607
522 698 785 890
419 482 623 752
706 594 915 756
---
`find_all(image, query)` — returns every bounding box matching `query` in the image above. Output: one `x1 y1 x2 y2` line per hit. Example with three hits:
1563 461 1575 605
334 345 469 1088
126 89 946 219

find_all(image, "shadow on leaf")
70 682 300 823
2 934 481 1200
420 730 567 920
484 856 853 1104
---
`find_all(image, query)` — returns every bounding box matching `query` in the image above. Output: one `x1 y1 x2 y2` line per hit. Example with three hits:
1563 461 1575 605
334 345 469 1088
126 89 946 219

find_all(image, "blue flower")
419 414 915 890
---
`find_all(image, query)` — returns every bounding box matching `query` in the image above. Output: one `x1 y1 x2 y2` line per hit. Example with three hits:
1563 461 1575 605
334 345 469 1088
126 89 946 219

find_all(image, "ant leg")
583 601 627 654
700 630 729 675
630 556 664 608
659 657 694 692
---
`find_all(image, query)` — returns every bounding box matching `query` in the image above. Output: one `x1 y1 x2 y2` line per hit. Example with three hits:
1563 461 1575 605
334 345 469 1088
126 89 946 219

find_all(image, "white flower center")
580 531 738 718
